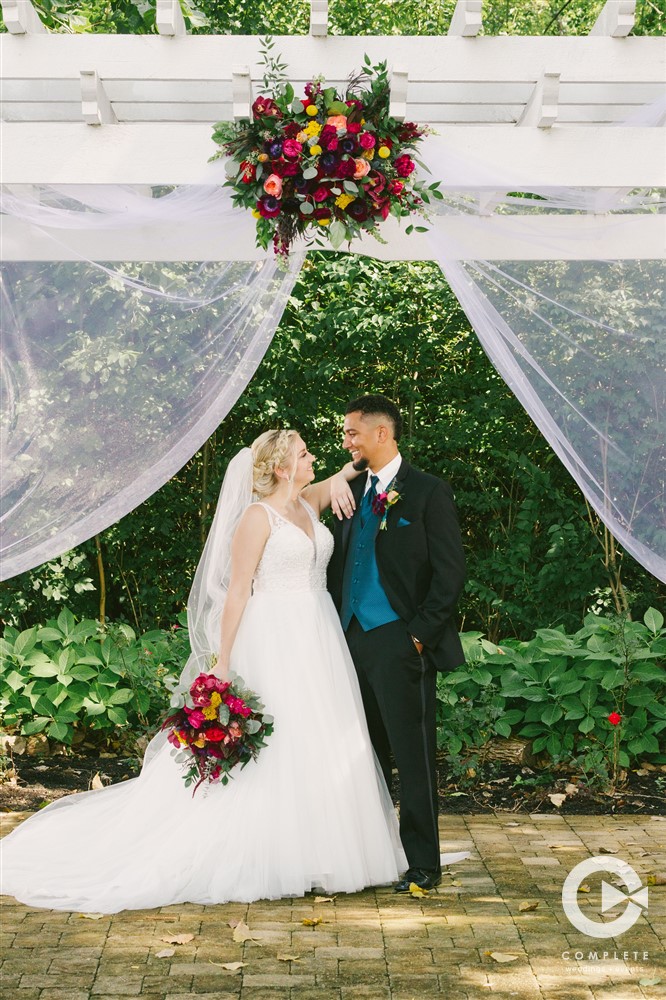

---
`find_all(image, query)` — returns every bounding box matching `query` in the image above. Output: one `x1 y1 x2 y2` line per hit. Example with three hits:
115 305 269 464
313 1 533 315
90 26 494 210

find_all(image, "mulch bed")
1 748 664 816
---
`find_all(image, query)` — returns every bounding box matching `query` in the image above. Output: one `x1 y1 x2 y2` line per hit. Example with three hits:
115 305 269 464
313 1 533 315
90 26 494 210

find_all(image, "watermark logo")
562 856 648 939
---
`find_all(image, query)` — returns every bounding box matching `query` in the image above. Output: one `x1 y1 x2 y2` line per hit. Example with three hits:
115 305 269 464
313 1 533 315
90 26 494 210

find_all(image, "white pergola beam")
80 70 117 125
309 0 328 37
590 1 636 37
389 68 408 122
2 214 663 262
2 36 662 84
156 0 187 36
518 72 560 128
3 123 664 187
0 0 46 34
231 66 252 120
448 1 483 37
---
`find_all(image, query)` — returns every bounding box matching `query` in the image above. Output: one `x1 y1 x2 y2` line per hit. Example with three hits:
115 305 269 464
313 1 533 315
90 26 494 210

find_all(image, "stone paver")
1 813 664 998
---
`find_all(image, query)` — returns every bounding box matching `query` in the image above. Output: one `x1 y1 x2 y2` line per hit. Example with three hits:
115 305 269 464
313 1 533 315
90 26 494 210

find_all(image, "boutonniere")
372 479 401 530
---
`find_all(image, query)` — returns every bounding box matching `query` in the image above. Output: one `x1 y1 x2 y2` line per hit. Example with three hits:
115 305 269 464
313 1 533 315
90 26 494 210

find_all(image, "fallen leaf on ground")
301 917 324 926
77 912 105 920
209 960 246 972
578 884 591 893
161 933 195 945
647 873 666 885
487 951 519 963
409 882 429 897
313 895 336 903
564 783 579 795
639 977 662 986
518 901 539 912
90 773 104 790
505 821 520 827
598 847 618 855
232 920 263 943
155 948 175 959
548 793 566 808
450 879 462 887
277 954 301 962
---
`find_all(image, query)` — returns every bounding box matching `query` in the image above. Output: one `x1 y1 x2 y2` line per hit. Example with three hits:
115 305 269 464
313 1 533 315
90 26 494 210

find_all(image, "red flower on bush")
608 712 622 726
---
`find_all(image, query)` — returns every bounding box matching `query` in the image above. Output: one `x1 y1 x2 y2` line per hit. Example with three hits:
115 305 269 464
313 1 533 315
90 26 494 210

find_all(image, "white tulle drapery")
0 253 302 579
1 97 664 583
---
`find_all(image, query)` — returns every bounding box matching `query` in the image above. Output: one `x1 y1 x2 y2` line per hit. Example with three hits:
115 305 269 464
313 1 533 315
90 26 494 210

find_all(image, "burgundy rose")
319 124 337 146
399 121 422 142
394 154 415 177
336 157 356 179
282 121 301 139
359 132 376 150
327 137 339 152
313 185 331 202
347 122 362 135
282 139 303 160
257 196 281 218
281 161 300 176
347 200 369 222
314 206 332 220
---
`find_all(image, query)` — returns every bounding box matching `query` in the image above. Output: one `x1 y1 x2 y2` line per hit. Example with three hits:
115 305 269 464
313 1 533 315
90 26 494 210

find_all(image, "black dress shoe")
394 867 442 893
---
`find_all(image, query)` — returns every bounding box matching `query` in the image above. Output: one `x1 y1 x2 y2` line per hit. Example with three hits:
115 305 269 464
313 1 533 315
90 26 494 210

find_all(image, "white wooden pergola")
1 0 665 261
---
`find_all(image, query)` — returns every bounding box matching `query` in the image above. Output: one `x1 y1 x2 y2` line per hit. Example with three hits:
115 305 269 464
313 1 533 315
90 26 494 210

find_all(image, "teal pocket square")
397 517 411 527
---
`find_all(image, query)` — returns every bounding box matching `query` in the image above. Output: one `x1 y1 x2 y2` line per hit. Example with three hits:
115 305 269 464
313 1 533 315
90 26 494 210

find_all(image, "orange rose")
353 158 371 180
327 114 348 130
263 174 283 198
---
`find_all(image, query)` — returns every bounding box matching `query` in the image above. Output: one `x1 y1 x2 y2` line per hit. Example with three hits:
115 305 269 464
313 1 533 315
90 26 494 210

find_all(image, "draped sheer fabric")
0 97 664 582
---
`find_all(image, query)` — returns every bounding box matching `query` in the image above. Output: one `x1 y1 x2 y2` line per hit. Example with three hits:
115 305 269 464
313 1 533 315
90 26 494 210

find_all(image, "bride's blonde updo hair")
251 429 300 499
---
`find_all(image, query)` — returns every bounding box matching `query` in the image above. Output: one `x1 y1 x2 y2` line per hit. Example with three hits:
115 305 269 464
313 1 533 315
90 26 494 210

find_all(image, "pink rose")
359 132 376 150
353 158 371 180
282 139 303 160
394 154 415 177
263 173 283 198
313 185 331 202
185 707 207 728
389 179 404 195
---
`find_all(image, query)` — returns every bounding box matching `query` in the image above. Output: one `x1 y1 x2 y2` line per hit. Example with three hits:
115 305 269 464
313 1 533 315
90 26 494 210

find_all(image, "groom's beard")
352 457 370 472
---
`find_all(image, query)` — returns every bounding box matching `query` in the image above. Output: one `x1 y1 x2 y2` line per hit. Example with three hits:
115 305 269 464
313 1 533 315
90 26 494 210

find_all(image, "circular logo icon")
562 856 648 939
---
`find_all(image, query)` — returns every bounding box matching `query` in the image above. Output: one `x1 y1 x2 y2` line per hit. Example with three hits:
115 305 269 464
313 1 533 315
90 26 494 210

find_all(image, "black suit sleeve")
407 480 466 648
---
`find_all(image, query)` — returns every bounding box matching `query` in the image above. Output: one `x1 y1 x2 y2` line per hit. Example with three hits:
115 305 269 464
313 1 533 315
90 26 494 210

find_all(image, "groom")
328 394 466 892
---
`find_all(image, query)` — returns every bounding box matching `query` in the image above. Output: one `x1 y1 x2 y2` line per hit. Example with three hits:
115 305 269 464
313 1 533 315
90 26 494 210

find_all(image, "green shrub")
0 608 188 746
437 608 666 786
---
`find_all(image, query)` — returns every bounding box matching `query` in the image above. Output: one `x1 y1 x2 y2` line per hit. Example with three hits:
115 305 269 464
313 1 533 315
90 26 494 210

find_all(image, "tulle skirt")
0 590 406 912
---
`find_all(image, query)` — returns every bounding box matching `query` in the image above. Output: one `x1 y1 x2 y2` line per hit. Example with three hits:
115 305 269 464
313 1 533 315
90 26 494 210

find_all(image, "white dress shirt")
364 452 402 495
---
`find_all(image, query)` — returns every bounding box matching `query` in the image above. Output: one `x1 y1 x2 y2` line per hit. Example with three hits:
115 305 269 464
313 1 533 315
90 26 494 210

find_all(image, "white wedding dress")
0 499 407 912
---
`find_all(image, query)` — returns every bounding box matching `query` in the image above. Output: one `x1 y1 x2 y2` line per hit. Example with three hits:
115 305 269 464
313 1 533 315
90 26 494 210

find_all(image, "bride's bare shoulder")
237 502 272 537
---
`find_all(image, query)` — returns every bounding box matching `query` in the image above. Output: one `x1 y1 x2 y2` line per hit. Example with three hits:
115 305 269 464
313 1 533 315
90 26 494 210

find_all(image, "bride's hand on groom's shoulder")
330 474 356 521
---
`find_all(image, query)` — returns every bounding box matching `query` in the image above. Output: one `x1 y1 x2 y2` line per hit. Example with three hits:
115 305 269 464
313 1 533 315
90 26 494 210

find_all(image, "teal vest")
340 507 400 632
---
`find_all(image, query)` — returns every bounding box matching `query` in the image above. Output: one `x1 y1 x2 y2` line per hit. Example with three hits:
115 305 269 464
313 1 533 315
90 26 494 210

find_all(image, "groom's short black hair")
346 394 403 443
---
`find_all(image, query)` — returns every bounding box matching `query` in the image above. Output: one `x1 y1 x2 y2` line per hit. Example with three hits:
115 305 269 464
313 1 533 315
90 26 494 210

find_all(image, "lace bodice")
253 498 334 593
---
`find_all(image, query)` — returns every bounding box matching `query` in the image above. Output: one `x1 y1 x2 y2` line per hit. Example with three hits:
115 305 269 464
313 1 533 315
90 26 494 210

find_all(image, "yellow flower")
360 118 366 125
210 691 222 707
203 704 218 720
335 193 355 209
310 144 322 156
378 146 391 159
193 737 206 748
257 153 269 163
251 209 261 219
362 149 374 160
304 121 322 137
306 104 319 116
317 219 331 226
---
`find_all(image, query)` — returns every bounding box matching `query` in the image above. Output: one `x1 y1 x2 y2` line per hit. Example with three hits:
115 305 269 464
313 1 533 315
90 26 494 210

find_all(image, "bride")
0 429 408 912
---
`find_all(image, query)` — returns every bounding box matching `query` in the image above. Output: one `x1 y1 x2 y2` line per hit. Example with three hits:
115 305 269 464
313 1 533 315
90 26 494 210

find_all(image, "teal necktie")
360 474 379 527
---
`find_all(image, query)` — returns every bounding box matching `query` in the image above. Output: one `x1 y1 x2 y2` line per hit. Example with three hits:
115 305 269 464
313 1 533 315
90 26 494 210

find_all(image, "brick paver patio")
1 812 664 999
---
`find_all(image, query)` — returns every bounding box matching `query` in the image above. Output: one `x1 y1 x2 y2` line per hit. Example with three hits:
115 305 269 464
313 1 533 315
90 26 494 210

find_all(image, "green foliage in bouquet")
211 39 441 257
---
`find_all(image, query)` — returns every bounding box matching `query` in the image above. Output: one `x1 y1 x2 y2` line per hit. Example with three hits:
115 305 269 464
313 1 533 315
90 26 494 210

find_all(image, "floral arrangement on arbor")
210 41 441 257
162 672 274 795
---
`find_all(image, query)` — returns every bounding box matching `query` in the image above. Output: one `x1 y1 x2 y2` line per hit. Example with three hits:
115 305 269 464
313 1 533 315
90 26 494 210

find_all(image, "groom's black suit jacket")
328 459 466 672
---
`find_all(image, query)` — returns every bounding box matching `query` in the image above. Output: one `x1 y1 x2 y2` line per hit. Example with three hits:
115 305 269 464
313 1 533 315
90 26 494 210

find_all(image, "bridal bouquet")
162 672 274 795
210 41 441 257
